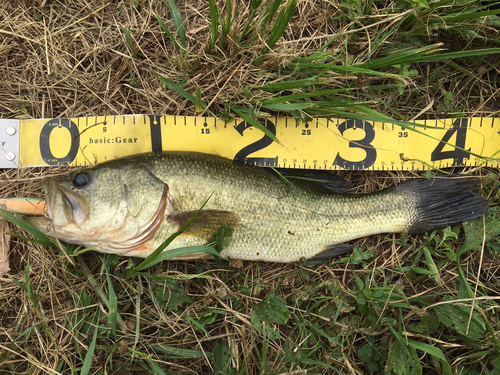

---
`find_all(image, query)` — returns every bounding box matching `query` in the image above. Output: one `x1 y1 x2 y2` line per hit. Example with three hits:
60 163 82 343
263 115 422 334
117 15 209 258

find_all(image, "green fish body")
27 152 488 263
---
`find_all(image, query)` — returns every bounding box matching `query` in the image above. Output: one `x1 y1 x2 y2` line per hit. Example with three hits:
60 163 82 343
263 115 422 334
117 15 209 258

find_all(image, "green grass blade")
261 103 313 111
122 28 136 57
406 47 500 64
442 8 500 23
423 247 440 284
106 267 117 339
360 44 442 70
232 108 280 143
81 312 100 375
408 340 448 362
261 89 353 104
8 233 56 248
195 86 206 112
238 0 263 42
208 0 218 52
262 0 297 54
457 264 474 299
258 75 322 91
1 209 55 248
153 72 196 103
134 292 141 351
248 0 263 16
136 245 220 269
222 0 232 37
362 46 500 70
213 341 235 373
152 344 213 358
149 360 168 375
187 315 211 336
290 61 405 80
343 105 393 120
156 14 181 52
261 0 283 26
162 0 186 48
76 256 127 332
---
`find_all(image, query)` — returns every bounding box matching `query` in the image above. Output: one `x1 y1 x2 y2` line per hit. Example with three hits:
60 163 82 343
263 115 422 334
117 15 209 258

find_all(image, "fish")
25 152 488 263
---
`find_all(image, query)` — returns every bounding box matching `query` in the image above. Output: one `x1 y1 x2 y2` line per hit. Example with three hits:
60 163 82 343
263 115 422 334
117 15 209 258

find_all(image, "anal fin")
307 243 354 264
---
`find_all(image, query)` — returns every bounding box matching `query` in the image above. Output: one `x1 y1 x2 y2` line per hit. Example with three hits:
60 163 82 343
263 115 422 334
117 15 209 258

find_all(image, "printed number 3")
333 119 377 170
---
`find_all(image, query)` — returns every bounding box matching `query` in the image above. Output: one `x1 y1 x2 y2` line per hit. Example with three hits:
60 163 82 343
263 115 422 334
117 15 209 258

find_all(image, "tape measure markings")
0 115 497 169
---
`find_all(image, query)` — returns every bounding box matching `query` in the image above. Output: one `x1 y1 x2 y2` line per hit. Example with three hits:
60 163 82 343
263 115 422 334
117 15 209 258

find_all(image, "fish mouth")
44 177 56 221
43 177 87 226
23 178 57 230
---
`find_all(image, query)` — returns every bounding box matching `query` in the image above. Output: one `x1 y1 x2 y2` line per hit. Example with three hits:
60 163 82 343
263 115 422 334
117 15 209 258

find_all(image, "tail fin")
399 175 488 234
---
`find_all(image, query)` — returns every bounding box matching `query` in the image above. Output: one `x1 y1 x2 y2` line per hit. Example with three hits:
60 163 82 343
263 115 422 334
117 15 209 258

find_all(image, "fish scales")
134 153 415 261
26 152 488 263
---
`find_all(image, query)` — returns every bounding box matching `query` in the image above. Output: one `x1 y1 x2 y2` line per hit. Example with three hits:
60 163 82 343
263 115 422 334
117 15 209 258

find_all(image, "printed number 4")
431 118 470 166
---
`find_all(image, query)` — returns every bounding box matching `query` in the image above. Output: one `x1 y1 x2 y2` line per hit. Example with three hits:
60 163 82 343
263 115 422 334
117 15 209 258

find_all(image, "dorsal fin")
274 169 351 194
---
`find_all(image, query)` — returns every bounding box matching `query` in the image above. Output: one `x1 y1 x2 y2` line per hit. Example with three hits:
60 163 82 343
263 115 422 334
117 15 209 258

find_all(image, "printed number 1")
148 115 163 152
431 118 470 166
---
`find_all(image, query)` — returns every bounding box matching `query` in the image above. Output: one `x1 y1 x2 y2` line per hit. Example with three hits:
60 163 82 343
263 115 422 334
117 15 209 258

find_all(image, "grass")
0 0 500 374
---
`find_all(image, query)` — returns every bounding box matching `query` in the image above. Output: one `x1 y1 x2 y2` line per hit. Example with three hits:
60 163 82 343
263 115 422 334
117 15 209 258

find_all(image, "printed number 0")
39 119 80 166
333 119 377 170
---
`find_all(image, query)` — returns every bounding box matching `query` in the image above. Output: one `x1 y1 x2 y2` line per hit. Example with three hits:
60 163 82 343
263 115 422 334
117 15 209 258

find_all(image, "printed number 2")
233 119 278 166
333 119 377 170
431 118 470 166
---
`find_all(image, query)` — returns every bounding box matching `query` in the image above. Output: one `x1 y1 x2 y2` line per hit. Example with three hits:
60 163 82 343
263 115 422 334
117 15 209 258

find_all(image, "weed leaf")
253 294 290 324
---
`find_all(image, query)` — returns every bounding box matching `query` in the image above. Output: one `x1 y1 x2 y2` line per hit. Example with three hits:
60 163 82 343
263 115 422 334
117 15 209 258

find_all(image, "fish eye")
72 171 91 189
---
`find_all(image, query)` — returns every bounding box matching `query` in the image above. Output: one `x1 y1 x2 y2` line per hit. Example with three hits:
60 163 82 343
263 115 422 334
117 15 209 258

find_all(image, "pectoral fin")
171 210 240 239
307 243 354 264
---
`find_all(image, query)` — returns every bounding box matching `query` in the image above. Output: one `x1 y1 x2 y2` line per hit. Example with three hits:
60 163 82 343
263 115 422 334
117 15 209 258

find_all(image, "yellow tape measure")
0 115 498 169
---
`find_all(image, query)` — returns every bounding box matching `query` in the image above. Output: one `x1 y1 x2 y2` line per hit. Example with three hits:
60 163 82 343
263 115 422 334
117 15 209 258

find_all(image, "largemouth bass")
26 152 488 263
